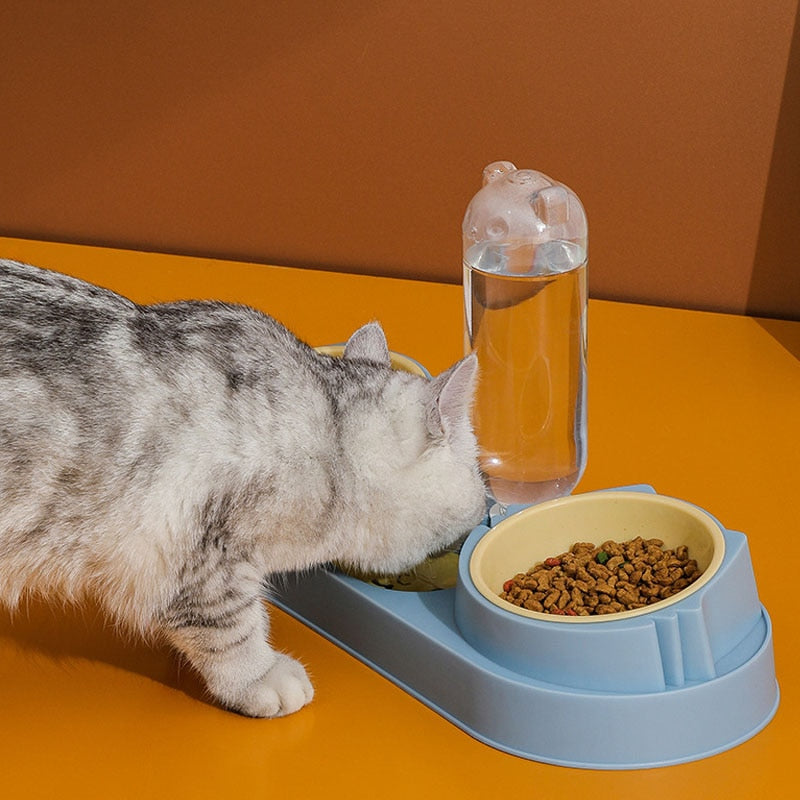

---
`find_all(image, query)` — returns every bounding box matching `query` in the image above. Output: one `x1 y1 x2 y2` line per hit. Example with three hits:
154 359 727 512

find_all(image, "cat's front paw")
231 653 314 718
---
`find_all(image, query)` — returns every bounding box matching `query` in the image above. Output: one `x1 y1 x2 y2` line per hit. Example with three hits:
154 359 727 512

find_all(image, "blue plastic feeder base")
272 487 779 769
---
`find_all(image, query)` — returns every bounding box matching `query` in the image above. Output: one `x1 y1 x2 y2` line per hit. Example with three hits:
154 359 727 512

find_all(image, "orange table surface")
1 237 798 798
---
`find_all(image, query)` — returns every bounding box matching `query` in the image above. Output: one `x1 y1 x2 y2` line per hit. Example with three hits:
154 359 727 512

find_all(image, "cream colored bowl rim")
314 344 427 377
469 491 727 623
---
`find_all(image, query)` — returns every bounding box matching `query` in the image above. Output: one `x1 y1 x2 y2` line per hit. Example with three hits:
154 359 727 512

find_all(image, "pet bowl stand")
272 486 778 769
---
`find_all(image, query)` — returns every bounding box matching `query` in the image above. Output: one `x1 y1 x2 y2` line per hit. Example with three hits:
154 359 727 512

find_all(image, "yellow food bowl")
469 490 725 622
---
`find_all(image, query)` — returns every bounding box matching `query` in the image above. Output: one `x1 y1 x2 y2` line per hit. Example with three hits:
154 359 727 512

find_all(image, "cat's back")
0 259 299 383
0 259 132 318
0 261 321 542
0 260 134 373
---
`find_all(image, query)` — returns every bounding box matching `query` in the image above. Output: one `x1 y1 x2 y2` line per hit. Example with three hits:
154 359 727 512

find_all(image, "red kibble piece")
544 557 562 567
502 579 514 593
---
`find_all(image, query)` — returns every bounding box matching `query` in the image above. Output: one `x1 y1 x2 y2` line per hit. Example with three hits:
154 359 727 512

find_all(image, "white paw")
234 653 314 718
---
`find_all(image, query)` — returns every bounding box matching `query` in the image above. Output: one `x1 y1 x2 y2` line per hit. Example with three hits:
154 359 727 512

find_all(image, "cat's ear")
343 322 390 366
426 353 479 437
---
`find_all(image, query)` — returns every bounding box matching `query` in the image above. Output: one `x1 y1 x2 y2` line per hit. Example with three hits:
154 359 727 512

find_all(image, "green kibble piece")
596 551 609 565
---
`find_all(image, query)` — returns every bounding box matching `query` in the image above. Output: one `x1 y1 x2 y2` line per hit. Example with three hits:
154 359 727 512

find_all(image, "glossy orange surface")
1 237 797 798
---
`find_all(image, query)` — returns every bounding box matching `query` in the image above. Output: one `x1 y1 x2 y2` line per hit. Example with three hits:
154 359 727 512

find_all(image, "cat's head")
331 322 487 574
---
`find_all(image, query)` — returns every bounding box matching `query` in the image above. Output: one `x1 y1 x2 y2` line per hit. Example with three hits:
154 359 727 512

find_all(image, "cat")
0 259 487 717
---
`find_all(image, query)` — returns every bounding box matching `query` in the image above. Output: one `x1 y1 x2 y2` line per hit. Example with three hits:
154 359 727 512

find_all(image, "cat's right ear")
343 321 391 367
425 353 479 438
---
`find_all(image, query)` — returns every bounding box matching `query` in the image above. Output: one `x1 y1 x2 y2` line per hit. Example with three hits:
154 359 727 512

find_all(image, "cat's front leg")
160 576 313 717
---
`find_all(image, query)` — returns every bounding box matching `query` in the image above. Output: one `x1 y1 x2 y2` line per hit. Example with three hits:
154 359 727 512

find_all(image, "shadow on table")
0 594 210 706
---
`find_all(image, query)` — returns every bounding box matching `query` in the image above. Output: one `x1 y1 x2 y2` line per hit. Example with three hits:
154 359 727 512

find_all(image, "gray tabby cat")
0 260 486 717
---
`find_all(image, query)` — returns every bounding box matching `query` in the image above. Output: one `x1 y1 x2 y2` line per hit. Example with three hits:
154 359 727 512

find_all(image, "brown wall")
2 1 798 319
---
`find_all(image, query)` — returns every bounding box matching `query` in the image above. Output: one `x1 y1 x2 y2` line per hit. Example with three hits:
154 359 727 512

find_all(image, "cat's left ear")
343 321 390 366
426 353 479 437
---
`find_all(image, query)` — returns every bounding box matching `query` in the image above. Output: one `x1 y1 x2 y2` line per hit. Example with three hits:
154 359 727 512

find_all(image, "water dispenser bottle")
463 161 588 506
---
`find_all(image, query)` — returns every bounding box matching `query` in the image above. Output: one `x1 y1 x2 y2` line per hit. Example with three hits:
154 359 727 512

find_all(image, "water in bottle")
463 161 588 506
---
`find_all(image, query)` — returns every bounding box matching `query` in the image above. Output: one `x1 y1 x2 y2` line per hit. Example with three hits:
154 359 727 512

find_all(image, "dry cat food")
499 537 703 616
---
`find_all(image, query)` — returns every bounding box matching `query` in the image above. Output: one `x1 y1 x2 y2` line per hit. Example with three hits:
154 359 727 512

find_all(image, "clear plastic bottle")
463 161 588 506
